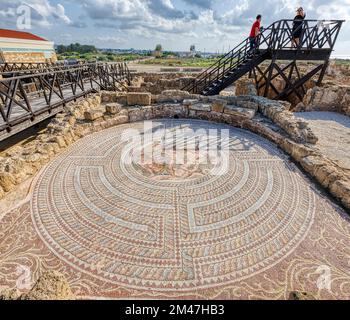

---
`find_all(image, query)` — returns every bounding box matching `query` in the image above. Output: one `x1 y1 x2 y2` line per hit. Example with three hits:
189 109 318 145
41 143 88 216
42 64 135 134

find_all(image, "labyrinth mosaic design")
2 119 350 299
30 119 318 291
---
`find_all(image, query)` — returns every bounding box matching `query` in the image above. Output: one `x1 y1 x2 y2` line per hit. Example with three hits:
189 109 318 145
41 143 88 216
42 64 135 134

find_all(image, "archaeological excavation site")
0 18 349 301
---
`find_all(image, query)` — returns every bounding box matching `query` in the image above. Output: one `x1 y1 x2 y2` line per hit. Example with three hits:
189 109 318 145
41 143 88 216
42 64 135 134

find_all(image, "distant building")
0 29 57 64
189 45 196 58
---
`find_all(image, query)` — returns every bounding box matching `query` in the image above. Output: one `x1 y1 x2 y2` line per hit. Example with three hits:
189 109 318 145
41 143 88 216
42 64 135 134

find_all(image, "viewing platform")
183 19 344 100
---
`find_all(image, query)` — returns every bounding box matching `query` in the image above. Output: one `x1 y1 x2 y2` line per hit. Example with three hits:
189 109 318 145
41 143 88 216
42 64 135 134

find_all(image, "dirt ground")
295 111 350 171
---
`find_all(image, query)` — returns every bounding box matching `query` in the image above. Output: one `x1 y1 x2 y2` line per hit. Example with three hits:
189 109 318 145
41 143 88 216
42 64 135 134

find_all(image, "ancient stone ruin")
0 64 350 300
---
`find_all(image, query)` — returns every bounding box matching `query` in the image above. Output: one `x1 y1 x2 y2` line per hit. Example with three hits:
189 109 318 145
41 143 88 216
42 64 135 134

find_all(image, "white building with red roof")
0 29 57 63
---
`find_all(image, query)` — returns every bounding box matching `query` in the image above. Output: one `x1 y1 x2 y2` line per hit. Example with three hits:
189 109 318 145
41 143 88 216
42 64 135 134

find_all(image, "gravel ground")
295 111 350 170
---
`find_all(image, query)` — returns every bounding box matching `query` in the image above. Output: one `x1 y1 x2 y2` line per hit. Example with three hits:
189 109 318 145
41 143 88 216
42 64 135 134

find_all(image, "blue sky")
0 0 349 55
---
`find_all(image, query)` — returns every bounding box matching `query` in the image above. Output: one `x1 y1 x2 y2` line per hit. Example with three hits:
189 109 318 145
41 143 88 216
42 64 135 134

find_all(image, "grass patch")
57 52 146 62
139 57 220 68
333 59 350 66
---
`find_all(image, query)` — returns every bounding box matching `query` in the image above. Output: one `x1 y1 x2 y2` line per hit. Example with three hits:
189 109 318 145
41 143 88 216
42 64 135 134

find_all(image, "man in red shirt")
249 15 262 53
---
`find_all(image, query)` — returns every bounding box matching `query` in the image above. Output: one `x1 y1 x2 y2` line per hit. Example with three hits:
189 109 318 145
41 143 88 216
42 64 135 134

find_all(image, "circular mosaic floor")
31 120 315 291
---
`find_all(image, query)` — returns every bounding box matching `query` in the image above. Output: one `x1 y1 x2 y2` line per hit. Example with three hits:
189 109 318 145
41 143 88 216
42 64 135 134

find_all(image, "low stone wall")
295 85 350 117
134 77 195 95
135 72 196 82
149 91 317 144
0 90 349 210
248 95 318 144
127 73 198 95
225 70 350 117
326 61 350 80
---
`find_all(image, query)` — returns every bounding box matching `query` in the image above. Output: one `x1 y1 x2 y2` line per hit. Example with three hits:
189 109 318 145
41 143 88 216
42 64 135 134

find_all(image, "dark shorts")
292 29 302 38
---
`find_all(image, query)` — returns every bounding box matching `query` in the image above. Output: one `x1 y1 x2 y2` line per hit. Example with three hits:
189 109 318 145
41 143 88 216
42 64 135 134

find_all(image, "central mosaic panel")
31 120 315 291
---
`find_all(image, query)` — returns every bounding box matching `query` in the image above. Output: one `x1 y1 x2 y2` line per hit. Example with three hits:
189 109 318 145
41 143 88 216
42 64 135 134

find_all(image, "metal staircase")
183 19 344 99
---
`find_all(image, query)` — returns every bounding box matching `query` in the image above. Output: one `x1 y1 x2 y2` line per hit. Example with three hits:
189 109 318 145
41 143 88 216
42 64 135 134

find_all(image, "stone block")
163 104 186 118
300 155 326 176
224 105 256 119
152 105 165 118
129 107 145 122
53 136 67 148
115 94 127 105
101 92 114 103
235 79 257 96
189 104 211 112
0 185 5 199
118 109 129 117
211 99 227 113
141 106 154 120
194 111 211 121
105 103 122 115
128 86 146 93
127 93 152 106
84 110 104 121
0 171 16 192
281 139 313 162
237 101 259 111
115 115 129 125
183 99 199 106
330 180 350 209
21 271 75 300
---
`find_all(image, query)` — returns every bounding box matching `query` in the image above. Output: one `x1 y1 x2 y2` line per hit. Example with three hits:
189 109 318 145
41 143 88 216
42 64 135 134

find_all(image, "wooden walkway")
0 62 130 141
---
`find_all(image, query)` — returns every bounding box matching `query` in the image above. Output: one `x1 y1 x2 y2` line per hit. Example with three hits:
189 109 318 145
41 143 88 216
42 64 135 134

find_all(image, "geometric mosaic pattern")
31 120 315 291
1 119 350 299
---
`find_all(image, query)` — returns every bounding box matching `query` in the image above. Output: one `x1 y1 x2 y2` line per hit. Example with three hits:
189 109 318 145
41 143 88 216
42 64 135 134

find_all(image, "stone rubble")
0 271 75 300
130 73 195 95
21 271 75 300
295 85 350 116
289 291 316 300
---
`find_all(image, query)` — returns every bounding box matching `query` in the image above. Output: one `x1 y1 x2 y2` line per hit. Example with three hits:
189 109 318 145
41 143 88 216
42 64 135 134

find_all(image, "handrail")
193 20 279 80
0 62 130 82
0 61 132 138
183 21 278 92
183 19 344 94
0 61 130 76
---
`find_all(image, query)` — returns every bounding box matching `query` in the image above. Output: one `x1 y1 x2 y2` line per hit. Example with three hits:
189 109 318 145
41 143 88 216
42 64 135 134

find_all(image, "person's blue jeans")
249 37 257 52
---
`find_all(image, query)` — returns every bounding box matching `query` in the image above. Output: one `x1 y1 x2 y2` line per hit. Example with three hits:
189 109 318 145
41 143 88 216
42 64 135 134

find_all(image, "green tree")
56 43 98 54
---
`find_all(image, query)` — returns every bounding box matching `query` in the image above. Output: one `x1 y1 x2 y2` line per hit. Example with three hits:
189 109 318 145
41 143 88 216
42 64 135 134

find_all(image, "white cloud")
95 35 127 45
0 0 349 53
0 0 72 28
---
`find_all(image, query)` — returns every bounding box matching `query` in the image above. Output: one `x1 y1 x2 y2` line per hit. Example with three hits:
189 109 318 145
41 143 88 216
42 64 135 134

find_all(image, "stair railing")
183 20 278 93
183 19 343 94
